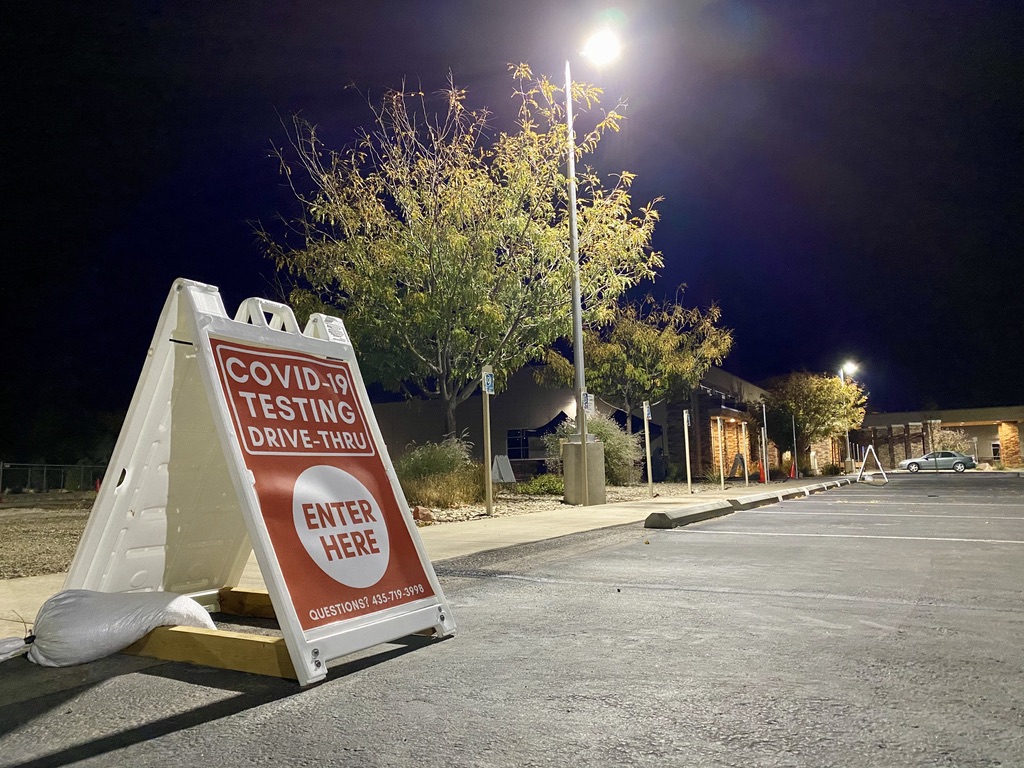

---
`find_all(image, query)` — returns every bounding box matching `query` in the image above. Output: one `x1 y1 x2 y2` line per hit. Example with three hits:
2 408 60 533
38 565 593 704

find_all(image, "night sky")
2 1 1022 462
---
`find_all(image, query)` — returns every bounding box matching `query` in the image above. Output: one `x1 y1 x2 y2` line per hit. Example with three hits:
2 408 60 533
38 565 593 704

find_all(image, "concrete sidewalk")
0 478 850 635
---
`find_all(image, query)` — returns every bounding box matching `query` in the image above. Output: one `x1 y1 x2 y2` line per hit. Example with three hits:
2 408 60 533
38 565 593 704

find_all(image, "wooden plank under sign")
122 625 296 680
121 588 294 679
121 587 443 677
217 587 276 619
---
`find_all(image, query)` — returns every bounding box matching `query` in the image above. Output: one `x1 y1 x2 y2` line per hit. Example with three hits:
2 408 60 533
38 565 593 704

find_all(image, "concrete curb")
643 500 734 529
728 490 785 510
644 481 844 529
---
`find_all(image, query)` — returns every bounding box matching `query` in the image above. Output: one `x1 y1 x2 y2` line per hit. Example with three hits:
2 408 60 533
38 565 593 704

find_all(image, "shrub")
394 436 484 508
516 473 564 495
931 428 973 455
394 435 472 480
399 464 484 509
543 411 641 486
702 464 721 484
822 463 843 476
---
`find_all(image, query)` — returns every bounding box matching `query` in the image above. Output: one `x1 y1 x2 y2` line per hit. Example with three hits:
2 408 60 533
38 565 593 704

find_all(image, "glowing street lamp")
565 28 620 506
839 361 858 472
580 29 621 66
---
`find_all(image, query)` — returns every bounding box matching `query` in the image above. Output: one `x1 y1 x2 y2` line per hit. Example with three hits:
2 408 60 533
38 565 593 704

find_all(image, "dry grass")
399 465 485 509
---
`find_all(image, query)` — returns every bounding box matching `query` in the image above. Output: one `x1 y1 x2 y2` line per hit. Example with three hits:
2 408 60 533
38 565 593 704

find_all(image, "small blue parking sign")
482 367 495 395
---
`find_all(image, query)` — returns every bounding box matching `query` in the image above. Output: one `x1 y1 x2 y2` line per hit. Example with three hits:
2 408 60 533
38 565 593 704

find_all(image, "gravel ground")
0 492 96 578
0 482 729 579
425 480 725 523
0 506 92 579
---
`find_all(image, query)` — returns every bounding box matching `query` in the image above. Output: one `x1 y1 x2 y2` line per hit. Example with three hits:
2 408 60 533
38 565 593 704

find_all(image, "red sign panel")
211 339 434 631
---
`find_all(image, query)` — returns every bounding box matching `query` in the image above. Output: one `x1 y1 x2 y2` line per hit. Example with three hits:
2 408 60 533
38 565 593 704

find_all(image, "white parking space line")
745 511 1024 520
678 530 1024 544
827 500 1024 508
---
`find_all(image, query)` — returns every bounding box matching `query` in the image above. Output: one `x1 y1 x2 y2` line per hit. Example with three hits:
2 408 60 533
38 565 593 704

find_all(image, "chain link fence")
0 462 107 493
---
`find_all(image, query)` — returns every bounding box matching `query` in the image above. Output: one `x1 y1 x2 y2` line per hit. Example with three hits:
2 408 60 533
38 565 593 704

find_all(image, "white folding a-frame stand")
65 279 455 685
856 444 889 484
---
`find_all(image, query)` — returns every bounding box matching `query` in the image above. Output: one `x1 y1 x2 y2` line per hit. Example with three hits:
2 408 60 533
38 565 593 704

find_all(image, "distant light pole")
565 28 620 506
839 361 858 472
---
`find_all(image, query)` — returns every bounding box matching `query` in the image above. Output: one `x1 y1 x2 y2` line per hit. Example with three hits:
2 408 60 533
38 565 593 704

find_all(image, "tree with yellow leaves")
260 66 662 436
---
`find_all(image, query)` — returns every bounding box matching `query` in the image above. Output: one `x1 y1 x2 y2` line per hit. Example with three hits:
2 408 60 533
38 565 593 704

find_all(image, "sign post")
481 365 495 516
741 421 750 487
715 417 726 490
66 279 455 685
791 414 800 479
642 401 653 498
683 409 693 495
761 402 771 484
581 390 591 507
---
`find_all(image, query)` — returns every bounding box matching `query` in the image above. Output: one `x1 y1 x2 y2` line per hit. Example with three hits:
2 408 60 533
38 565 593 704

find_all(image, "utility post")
643 400 654 498
481 365 495 515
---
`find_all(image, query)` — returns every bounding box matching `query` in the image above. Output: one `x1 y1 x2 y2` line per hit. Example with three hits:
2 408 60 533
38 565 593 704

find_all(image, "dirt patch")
0 508 90 579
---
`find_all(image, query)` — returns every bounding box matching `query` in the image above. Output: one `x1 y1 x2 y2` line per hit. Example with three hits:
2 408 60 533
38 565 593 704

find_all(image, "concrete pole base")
563 440 606 506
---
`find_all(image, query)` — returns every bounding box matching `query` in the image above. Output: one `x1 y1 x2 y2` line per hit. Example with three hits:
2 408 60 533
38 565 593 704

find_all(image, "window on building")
507 430 528 460
992 442 1001 461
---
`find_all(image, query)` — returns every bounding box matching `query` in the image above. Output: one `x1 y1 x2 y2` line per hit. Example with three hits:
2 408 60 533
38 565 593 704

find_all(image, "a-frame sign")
65 279 455 685
856 444 889 484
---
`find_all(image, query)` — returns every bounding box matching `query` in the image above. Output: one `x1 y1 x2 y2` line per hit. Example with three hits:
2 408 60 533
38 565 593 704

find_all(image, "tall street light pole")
565 56 589 506
839 361 858 473
565 29 620 506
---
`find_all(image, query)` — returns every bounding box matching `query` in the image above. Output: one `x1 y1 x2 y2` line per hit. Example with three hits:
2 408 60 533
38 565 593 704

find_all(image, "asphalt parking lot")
1 474 1022 767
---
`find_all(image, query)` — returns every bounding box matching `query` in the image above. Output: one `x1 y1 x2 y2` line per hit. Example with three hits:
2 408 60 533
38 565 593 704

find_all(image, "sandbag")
0 636 30 663
9 589 215 667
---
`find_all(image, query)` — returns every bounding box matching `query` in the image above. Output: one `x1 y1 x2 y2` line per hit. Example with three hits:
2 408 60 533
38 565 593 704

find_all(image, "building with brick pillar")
668 367 769 479
855 407 1024 469
998 421 1022 466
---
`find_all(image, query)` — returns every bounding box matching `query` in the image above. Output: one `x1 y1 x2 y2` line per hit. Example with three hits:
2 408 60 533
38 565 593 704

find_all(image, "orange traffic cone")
789 461 796 479
758 461 766 484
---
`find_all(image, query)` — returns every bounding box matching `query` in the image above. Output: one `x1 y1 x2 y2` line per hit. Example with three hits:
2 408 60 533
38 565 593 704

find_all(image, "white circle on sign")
292 465 390 588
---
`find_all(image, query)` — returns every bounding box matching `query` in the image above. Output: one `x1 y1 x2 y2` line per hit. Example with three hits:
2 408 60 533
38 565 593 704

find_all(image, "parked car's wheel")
953 461 966 472
907 462 920 473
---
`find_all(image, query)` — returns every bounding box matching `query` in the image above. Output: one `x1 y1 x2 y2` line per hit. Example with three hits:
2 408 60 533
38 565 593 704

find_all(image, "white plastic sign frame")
856 444 889 484
66 279 455 685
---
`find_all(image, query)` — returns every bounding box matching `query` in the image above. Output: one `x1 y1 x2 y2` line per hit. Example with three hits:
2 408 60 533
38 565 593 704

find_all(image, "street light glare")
581 29 621 67
837 361 859 473
564 24 622 506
